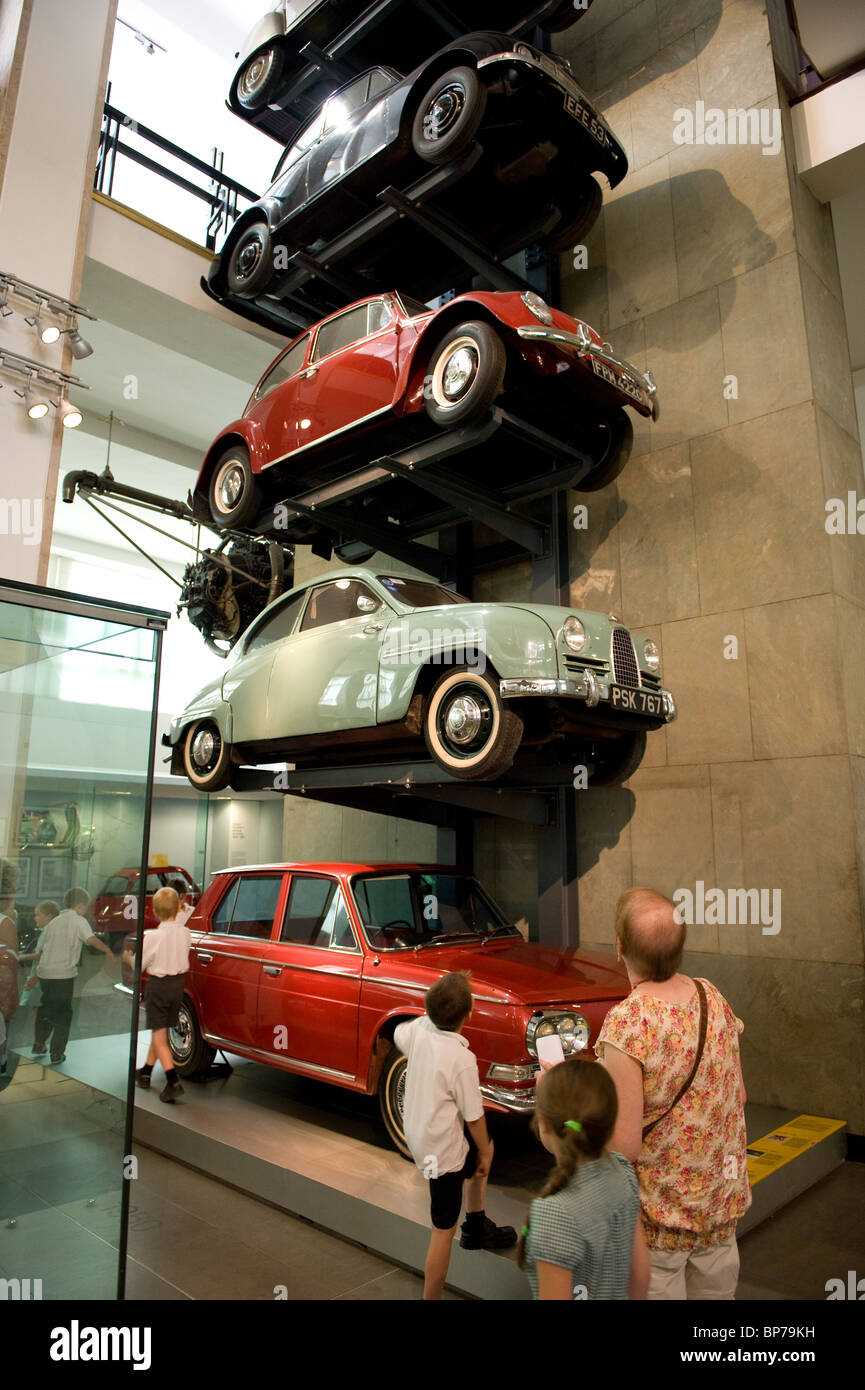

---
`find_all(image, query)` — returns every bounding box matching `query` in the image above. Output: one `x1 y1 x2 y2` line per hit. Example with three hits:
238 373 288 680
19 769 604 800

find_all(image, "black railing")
95 92 259 250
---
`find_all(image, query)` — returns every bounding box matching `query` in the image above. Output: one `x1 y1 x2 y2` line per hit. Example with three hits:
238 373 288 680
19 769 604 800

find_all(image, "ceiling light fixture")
0 272 97 350
0 348 90 426
21 376 50 419
58 398 83 429
62 325 94 360
116 17 166 55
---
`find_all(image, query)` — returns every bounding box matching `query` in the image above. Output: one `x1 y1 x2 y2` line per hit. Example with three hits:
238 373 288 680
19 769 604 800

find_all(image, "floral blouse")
596 979 751 1252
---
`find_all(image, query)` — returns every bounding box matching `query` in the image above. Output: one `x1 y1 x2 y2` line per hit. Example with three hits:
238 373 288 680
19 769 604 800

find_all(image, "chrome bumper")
517 322 660 421
499 674 677 722
480 1082 538 1112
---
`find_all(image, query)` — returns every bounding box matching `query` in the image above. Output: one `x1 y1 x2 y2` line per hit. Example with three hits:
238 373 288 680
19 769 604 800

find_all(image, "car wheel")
377 1045 411 1158
226 220 274 296
541 175 603 254
182 719 233 793
424 666 523 781
578 411 634 492
588 731 647 787
411 65 487 165
425 321 506 427
235 43 284 112
208 444 262 529
169 996 216 1076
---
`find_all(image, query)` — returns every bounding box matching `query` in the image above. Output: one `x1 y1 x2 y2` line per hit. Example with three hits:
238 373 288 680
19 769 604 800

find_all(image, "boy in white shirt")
27 888 115 1064
395 971 516 1299
135 886 192 1103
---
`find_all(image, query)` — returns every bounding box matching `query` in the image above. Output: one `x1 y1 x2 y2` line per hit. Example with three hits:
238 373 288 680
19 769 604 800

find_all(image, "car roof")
210 862 467 876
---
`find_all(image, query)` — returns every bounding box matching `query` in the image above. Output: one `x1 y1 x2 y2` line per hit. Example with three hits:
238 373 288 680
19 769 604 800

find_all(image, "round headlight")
557 1014 590 1054
563 616 586 653
536 1019 555 1038
644 640 660 673
522 290 553 325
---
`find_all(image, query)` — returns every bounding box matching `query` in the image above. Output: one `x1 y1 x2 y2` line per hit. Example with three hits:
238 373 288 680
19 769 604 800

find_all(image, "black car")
230 0 597 146
213 31 626 311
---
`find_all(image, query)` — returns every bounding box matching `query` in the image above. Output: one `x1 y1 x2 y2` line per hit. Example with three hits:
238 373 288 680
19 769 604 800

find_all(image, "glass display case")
0 579 166 1299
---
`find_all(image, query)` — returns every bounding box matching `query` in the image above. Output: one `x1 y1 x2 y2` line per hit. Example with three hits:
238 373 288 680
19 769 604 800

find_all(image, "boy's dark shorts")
144 974 185 1030
429 1132 479 1230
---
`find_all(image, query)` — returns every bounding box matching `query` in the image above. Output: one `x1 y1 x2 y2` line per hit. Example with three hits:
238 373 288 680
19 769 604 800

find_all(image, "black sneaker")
459 1216 518 1251
135 1068 152 1089
159 1081 184 1103
50 1054 66 1064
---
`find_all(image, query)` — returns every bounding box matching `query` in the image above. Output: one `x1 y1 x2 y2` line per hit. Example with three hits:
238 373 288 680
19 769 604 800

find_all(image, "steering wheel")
378 919 416 948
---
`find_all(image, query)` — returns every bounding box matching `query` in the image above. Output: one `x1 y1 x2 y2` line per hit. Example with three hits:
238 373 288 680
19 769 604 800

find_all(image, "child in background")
395 971 516 1300
519 1058 648 1300
17 900 59 1042
27 888 115 1064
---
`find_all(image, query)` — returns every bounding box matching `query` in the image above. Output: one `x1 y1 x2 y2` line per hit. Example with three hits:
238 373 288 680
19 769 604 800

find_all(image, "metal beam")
382 457 549 555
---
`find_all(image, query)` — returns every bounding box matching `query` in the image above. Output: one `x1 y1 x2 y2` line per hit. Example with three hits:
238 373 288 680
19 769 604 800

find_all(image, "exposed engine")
177 537 292 656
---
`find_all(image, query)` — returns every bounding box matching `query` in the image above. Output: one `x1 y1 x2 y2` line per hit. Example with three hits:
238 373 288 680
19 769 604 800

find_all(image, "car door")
293 299 401 452
222 590 307 743
255 872 362 1078
244 333 310 471
190 872 287 1050
267 577 391 736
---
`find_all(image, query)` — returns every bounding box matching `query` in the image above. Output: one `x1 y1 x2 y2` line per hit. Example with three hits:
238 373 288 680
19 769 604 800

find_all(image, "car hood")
389 601 579 640
375 940 629 1005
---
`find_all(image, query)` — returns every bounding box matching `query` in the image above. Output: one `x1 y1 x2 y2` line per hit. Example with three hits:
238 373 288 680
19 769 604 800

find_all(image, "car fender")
396 295 519 413
364 1007 424 1093
234 10 287 74
168 692 233 772
195 419 269 502
399 42 486 139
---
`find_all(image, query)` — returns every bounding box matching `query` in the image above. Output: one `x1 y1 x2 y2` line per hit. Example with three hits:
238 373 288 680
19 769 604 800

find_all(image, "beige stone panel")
617 441 700 627
597 80 633 168
642 287 727 448
690 403 833 613
744 595 846 759
662 611 753 765
559 210 610 339
695 0 778 112
626 763 720 951
669 112 794 302
683 949 865 1131
657 0 737 49
595 0 661 93
817 408 865 609
628 31 698 171
282 795 343 862
835 598 865 761
606 317 652 458
799 257 859 439
576 783 636 949
605 155 679 330
568 485 624 615
718 253 810 425
709 757 863 963
849 756 865 945
471 558 532 604
632 623 667 768
558 0 626 52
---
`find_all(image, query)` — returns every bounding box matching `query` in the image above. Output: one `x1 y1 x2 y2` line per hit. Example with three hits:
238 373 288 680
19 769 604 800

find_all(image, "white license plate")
592 356 645 405
610 685 664 717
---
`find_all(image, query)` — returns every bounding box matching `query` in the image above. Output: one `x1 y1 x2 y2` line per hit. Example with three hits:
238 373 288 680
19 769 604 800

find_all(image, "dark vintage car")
191 288 658 531
212 30 626 310
230 1 597 146
122 860 629 1155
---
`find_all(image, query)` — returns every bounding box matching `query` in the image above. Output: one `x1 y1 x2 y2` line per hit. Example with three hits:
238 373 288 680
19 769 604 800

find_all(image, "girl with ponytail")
518 1058 649 1300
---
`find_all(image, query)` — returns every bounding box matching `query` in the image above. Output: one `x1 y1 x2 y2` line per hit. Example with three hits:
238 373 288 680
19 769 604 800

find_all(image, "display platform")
35 1034 847 1300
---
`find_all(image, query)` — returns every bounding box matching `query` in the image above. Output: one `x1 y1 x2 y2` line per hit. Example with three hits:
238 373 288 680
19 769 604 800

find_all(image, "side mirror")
357 594 379 614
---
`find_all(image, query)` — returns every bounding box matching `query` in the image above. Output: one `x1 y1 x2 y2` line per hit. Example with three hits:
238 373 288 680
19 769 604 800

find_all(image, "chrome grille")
641 671 661 690
611 628 640 688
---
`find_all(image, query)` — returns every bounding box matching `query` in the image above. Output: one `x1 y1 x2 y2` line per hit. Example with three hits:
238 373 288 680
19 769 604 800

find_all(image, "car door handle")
300 366 318 378
363 623 384 633
262 964 282 976
196 952 213 963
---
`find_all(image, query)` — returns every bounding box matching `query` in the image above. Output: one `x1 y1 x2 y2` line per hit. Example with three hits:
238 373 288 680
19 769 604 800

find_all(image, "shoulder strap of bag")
642 978 708 1141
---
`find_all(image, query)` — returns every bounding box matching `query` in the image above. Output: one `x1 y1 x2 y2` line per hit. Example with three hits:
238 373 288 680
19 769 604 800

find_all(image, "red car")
190 288 659 531
124 861 629 1154
95 865 199 948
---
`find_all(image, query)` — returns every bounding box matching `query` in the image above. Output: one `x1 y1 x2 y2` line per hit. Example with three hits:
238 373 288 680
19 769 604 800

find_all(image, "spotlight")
24 382 50 419
64 327 93 360
58 398 83 429
26 313 60 344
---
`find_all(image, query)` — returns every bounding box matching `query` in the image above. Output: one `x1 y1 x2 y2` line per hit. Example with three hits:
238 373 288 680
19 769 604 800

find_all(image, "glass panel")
245 591 306 652
377 574 469 607
211 877 238 932
228 875 284 940
0 582 163 1300
299 580 379 631
282 875 341 945
254 335 310 400
312 306 372 361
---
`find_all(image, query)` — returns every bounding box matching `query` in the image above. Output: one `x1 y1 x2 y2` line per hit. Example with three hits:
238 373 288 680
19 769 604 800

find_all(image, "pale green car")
165 567 676 790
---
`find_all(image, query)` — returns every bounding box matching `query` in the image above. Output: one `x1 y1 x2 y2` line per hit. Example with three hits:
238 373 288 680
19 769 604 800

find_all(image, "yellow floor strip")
746 1114 846 1185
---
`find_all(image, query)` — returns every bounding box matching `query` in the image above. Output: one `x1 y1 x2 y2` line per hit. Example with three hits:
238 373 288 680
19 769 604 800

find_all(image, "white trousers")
648 1235 740 1300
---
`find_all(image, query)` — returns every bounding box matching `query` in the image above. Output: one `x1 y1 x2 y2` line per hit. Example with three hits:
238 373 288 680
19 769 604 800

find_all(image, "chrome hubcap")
170 1008 192 1060
191 728 215 768
239 50 274 100
395 1063 406 1121
444 695 483 745
432 336 479 408
218 463 245 508
423 84 466 141
235 236 263 281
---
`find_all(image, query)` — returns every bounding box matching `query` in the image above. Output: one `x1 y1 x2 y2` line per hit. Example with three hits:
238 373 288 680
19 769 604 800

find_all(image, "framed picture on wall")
14 858 31 901
37 856 69 899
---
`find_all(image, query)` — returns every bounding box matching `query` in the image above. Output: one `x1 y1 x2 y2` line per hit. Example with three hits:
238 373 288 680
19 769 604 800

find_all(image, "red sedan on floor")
190 288 659 531
95 865 199 948
122 861 629 1155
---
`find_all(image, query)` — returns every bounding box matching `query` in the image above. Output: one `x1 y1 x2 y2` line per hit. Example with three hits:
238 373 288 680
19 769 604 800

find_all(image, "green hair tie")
521 1225 529 1237
565 1120 582 1133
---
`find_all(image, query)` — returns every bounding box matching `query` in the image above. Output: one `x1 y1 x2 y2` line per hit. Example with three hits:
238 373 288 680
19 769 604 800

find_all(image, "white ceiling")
793 0 865 79
118 0 273 63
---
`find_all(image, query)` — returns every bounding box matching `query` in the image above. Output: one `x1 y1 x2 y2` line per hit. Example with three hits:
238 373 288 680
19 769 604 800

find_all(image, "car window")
255 335 310 401
353 875 415 943
144 873 163 893
245 591 306 653
299 579 381 631
225 875 284 940
101 875 130 895
312 300 391 361
281 875 355 948
275 110 325 177
377 574 469 607
211 878 239 933
322 68 393 131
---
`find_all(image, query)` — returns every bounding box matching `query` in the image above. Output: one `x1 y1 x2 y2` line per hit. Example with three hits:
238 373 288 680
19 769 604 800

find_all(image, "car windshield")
351 871 518 950
377 575 469 607
397 293 432 318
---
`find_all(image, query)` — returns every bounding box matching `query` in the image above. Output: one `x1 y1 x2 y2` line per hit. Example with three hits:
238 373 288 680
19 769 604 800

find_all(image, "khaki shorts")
648 1234 740 1300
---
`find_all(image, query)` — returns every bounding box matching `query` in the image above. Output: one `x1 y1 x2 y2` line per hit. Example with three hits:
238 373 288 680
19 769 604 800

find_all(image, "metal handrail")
94 92 259 250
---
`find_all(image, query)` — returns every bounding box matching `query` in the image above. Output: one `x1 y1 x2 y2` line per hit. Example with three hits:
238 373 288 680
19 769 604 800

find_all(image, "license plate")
562 92 611 149
609 685 664 717
592 356 646 405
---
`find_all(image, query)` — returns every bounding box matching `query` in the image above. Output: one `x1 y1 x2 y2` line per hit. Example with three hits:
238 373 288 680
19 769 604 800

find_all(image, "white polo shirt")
141 919 191 977
36 909 93 979
394 1014 484 1177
